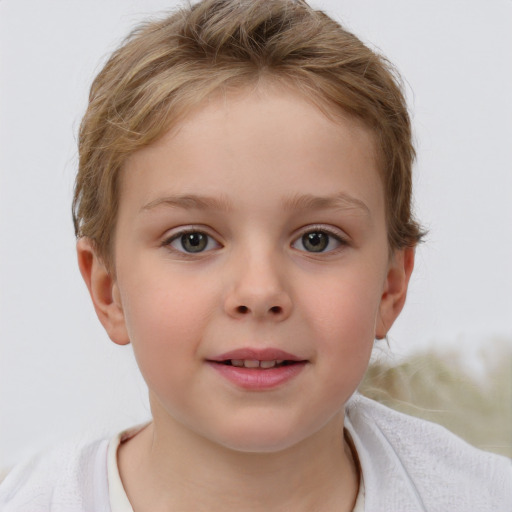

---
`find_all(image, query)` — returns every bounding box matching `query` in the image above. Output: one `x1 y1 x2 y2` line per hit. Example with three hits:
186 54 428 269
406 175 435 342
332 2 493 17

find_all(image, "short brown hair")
73 0 424 269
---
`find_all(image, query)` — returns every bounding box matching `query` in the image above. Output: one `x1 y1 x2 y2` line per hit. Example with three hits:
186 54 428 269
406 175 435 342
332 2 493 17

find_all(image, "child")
1 0 510 510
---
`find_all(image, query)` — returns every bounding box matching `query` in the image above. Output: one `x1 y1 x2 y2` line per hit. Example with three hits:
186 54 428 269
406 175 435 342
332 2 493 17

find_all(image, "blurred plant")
360 340 512 457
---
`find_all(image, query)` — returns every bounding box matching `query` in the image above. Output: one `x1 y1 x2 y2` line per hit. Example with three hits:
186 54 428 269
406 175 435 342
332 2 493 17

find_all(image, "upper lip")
209 348 305 362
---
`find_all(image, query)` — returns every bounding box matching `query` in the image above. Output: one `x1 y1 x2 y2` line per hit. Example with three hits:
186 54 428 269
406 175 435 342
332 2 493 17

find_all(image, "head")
75 0 423 453
73 0 423 271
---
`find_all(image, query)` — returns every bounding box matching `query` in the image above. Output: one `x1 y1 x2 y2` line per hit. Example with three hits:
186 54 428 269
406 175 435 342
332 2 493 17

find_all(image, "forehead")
119 82 383 219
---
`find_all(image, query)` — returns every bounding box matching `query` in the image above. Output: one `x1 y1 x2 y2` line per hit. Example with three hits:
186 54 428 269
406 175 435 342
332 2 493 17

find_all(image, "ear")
375 247 415 339
76 238 130 346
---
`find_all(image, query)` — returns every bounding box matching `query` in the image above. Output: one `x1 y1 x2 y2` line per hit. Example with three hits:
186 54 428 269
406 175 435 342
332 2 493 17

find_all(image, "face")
83 84 411 453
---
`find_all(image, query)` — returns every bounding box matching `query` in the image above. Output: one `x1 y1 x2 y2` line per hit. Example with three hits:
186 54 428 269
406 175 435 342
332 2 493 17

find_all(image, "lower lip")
207 362 307 390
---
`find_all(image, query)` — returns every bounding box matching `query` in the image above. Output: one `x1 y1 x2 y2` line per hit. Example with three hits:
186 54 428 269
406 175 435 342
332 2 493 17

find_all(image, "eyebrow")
141 191 370 216
283 192 371 216
141 194 234 213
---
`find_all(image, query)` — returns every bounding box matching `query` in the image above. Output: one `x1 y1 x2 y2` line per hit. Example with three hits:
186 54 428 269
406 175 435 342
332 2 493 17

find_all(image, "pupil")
182 233 207 252
303 232 328 252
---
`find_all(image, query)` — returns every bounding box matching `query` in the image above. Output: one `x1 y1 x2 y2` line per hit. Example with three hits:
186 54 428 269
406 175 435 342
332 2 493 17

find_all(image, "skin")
78 83 414 511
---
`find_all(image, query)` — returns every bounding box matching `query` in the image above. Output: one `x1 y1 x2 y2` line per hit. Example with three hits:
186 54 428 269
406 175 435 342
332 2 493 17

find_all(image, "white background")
1 0 511 469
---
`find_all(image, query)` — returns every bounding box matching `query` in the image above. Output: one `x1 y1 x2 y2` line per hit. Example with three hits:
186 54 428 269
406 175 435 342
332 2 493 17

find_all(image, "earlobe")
375 247 415 339
76 238 130 346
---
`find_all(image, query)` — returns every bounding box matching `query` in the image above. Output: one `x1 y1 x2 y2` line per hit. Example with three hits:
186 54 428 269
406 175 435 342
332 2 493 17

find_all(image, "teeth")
229 359 282 368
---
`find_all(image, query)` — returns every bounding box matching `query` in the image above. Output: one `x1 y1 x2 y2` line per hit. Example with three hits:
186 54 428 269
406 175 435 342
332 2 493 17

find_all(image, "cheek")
298 271 383 385
118 271 219 387
302 271 382 341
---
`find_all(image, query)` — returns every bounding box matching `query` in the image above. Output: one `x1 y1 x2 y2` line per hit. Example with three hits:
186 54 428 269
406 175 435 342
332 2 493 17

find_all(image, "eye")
292 229 345 253
166 230 220 254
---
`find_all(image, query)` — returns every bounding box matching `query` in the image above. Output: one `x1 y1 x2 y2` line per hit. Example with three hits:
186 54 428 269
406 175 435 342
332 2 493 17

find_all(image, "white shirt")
107 425 138 512
106 424 365 511
1 394 510 511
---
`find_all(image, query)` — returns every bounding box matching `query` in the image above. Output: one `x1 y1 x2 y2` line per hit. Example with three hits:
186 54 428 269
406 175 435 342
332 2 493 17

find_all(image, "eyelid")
162 225 222 254
291 224 349 252
294 224 348 240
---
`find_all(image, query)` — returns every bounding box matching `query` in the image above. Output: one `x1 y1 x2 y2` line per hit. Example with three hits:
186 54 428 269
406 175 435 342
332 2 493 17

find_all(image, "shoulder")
345 394 512 512
0 435 112 512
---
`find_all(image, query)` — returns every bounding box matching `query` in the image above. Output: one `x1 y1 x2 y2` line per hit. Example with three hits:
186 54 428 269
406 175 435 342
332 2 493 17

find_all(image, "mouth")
218 359 301 369
208 348 307 368
207 348 308 389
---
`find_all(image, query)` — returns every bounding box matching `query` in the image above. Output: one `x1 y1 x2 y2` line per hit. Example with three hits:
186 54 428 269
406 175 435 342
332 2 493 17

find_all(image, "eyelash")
162 226 348 255
163 228 221 255
291 226 348 254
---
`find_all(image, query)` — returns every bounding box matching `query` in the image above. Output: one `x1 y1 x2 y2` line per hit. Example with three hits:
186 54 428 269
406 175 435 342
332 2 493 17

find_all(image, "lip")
210 347 304 362
207 347 308 390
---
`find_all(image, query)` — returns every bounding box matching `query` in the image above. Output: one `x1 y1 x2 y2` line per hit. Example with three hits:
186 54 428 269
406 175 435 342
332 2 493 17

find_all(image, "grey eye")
180 232 208 252
169 231 219 253
292 230 343 253
302 232 329 252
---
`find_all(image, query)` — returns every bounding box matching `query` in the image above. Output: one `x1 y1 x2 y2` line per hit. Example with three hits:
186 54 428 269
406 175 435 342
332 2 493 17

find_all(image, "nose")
223 252 293 322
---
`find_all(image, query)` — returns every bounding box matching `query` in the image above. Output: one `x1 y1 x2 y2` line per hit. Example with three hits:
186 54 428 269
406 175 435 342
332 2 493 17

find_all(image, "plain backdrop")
1 0 511 469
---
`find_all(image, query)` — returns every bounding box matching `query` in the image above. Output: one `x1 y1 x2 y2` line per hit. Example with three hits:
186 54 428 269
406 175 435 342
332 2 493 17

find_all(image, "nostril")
232 304 286 317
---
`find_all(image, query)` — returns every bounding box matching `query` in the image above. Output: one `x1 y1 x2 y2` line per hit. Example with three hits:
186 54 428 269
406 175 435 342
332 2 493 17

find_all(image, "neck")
118 410 359 512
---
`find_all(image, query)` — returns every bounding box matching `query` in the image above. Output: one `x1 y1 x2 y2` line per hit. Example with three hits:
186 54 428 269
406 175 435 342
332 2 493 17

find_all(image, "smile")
223 359 295 369
208 348 308 390
210 347 305 363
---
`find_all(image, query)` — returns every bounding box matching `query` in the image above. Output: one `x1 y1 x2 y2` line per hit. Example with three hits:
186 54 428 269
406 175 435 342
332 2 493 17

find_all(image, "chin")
204 418 320 455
